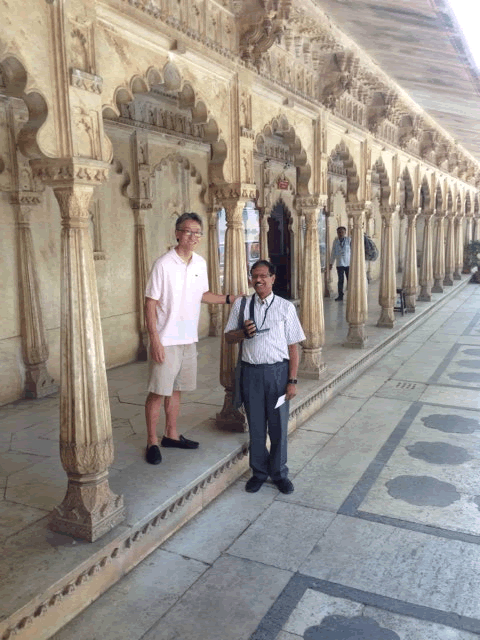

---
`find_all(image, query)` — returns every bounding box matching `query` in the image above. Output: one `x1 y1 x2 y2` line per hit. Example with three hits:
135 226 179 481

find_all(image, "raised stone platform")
0 276 471 640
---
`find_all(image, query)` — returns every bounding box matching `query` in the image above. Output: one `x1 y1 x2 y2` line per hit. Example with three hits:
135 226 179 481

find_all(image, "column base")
344 324 368 348
417 286 432 302
453 271 461 280
432 279 444 293
49 473 125 542
298 347 327 379
405 293 416 312
216 390 247 432
443 275 454 286
24 363 58 399
377 308 394 328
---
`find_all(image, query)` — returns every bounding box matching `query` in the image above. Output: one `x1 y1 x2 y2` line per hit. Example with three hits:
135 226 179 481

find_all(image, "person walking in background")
329 226 351 301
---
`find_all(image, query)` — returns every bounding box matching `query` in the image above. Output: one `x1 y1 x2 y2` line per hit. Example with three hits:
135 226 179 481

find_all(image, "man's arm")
285 343 299 400
145 297 164 363
201 292 243 305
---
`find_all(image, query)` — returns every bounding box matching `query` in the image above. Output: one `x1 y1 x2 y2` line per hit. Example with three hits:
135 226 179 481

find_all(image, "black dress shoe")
335 296 344 301
146 444 162 465
161 435 199 449
245 476 265 493
274 478 294 494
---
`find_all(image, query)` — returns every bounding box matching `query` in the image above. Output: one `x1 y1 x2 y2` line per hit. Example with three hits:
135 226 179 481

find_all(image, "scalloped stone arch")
151 153 207 204
419 175 431 210
434 182 443 210
372 157 390 207
329 141 359 203
103 62 227 185
447 187 454 212
0 54 49 159
474 194 479 215
465 191 472 214
400 167 414 209
255 115 311 196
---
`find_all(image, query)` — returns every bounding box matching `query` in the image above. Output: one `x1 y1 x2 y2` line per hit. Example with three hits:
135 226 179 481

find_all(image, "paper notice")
275 394 286 409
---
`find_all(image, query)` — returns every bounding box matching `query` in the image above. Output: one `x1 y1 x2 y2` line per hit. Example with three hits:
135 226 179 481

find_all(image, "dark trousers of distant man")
336 266 349 299
241 359 289 482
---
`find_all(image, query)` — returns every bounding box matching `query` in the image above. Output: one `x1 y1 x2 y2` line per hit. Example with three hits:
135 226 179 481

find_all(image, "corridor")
49 282 480 640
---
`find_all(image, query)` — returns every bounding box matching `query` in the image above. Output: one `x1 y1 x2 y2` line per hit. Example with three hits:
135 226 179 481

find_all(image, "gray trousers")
241 360 289 482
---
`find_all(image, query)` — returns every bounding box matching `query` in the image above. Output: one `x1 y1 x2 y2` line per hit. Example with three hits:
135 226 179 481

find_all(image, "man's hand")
243 319 256 338
150 341 165 363
285 383 297 400
229 294 247 305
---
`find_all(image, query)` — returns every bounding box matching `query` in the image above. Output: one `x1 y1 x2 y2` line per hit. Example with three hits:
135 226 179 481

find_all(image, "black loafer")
245 476 265 493
146 444 162 465
274 478 294 494
161 435 199 449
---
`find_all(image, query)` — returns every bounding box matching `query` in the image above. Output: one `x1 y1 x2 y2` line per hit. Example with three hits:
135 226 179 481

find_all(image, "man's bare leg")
145 392 163 446
164 390 181 440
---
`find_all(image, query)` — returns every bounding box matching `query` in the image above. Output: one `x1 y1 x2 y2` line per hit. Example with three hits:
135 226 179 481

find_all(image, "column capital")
129 197 152 211
379 205 396 225
295 193 327 213
212 182 257 209
346 202 366 216
30 158 110 188
10 190 43 207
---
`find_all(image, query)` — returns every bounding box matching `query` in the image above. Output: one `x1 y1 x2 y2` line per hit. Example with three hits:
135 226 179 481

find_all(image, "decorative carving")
70 68 103 94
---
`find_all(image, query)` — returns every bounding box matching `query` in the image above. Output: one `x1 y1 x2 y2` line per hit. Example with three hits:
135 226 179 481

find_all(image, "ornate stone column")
259 207 270 261
345 204 368 348
432 211 446 293
207 207 222 336
297 211 306 298
12 192 58 398
377 205 397 328
453 214 464 279
397 212 406 273
444 212 455 286
31 158 125 542
324 209 331 297
216 186 251 432
474 216 480 242
130 202 150 360
298 197 326 377
465 215 473 246
418 210 434 301
402 209 419 311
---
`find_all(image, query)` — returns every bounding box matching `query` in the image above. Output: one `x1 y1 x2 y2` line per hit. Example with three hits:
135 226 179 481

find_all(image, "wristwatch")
288 379 297 384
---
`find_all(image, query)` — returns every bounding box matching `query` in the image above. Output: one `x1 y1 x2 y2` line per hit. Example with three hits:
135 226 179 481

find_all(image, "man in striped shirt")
329 226 351 301
225 260 306 495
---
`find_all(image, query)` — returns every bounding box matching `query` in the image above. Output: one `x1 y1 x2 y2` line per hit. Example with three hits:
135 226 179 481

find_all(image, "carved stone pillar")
453 215 464 279
31 158 125 542
465 215 473 246
259 207 270 261
130 202 150 360
207 208 222 336
432 211 446 293
397 212 406 273
297 211 306 298
377 205 397 328
12 192 58 398
324 209 331 297
402 209 418 311
474 216 480 242
444 213 455 286
345 204 368 348
418 210 434 301
298 198 326 378
216 186 251 432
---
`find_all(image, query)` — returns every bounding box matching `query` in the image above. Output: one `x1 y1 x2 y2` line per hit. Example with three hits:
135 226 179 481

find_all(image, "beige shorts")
148 343 197 397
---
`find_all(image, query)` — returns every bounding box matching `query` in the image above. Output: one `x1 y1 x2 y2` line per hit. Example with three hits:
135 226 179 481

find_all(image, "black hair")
337 226 347 232
250 260 276 276
175 212 203 231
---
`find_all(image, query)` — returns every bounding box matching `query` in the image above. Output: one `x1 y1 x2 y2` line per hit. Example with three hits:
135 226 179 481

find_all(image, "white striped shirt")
225 293 306 365
330 237 351 267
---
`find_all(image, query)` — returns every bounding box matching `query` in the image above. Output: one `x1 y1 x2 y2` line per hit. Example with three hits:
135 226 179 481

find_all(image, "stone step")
0 277 470 640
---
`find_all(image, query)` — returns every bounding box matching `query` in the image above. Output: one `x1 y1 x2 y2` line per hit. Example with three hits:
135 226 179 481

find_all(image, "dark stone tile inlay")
385 475 461 506
304 615 400 639
448 372 480 383
457 359 480 370
421 414 480 434
462 349 480 357
405 441 472 465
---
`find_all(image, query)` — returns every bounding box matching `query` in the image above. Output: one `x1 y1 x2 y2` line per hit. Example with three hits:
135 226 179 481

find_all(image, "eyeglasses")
179 229 203 238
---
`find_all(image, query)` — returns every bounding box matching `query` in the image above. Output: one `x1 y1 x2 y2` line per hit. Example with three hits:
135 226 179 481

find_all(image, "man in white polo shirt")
144 212 239 465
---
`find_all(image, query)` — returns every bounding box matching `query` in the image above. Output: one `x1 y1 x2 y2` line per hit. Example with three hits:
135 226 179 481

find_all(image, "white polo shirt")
145 248 209 346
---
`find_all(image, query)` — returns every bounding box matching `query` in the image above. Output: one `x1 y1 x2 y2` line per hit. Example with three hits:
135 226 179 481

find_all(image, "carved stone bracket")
71 68 103 94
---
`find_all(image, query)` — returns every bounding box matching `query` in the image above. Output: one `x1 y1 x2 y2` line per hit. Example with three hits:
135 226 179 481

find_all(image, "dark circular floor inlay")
406 441 472 465
385 475 461 507
304 615 400 639
456 359 480 370
448 372 480 383
421 414 480 434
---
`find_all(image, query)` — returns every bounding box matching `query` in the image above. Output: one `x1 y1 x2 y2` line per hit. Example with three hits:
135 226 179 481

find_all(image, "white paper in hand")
275 394 286 409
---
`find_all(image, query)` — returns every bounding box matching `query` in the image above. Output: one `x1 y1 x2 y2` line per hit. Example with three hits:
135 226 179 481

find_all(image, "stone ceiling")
312 0 480 162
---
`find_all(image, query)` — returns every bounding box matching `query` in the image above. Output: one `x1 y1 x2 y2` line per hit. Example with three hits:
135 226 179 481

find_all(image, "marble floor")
39 280 480 640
